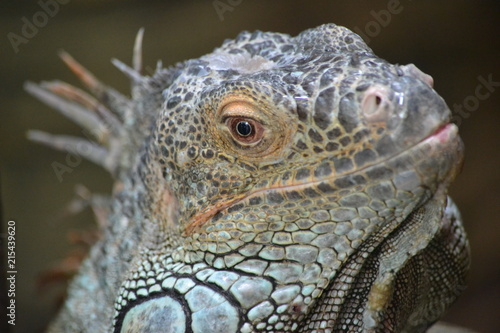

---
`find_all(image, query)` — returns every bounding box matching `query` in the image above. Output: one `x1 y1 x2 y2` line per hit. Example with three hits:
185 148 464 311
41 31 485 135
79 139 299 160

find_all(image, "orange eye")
215 96 295 159
226 117 264 144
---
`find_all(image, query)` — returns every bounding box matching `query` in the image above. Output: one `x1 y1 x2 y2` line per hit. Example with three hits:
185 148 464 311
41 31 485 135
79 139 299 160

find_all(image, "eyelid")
219 101 264 123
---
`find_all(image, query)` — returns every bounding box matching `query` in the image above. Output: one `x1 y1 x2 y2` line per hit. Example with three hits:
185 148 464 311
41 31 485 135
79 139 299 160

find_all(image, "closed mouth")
423 123 457 145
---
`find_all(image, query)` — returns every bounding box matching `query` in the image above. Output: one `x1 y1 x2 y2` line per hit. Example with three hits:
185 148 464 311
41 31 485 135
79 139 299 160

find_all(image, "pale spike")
111 58 144 84
25 81 110 144
112 58 145 101
156 60 163 70
27 130 112 172
43 80 123 135
58 51 99 91
133 28 145 74
70 185 111 230
59 51 131 119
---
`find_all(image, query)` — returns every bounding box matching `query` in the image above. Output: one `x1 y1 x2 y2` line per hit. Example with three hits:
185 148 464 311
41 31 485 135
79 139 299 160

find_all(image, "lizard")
26 23 469 332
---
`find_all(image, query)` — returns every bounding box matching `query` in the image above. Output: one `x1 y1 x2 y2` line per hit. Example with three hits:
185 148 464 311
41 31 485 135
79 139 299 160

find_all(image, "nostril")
361 86 392 123
362 93 382 115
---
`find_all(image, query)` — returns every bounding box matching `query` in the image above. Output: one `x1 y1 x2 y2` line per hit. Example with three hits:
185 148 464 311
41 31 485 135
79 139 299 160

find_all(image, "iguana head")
119 23 465 332
28 23 467 332
142 23 462 246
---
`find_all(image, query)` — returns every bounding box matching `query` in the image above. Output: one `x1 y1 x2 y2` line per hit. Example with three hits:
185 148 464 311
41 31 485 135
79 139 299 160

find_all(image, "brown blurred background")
1 1 499 332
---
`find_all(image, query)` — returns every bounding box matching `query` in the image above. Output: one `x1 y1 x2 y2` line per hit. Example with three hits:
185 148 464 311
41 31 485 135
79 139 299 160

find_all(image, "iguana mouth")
424 123 456 144
185 122 462 235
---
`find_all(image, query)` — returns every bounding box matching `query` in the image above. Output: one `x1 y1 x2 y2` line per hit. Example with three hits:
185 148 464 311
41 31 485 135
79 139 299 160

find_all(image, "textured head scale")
120 24 465 331
28 24 467 332
142 24 457 238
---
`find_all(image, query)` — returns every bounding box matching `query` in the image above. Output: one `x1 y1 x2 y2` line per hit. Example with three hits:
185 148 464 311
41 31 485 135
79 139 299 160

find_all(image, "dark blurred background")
0 1 498 332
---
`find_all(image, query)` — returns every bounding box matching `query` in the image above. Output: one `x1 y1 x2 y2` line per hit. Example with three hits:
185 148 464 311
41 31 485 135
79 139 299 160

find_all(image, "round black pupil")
236 121 252 137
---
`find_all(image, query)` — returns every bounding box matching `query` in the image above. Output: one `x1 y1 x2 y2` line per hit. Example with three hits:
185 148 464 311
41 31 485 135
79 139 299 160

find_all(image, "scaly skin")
28 24 469 332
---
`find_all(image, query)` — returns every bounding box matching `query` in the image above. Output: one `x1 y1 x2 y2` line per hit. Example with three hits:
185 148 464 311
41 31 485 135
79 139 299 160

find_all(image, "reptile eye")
236 120 252 137
226 117 264 144
216 97 293 159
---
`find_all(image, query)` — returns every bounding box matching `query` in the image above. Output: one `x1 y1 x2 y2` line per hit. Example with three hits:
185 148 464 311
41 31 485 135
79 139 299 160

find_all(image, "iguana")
27 24 469 332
